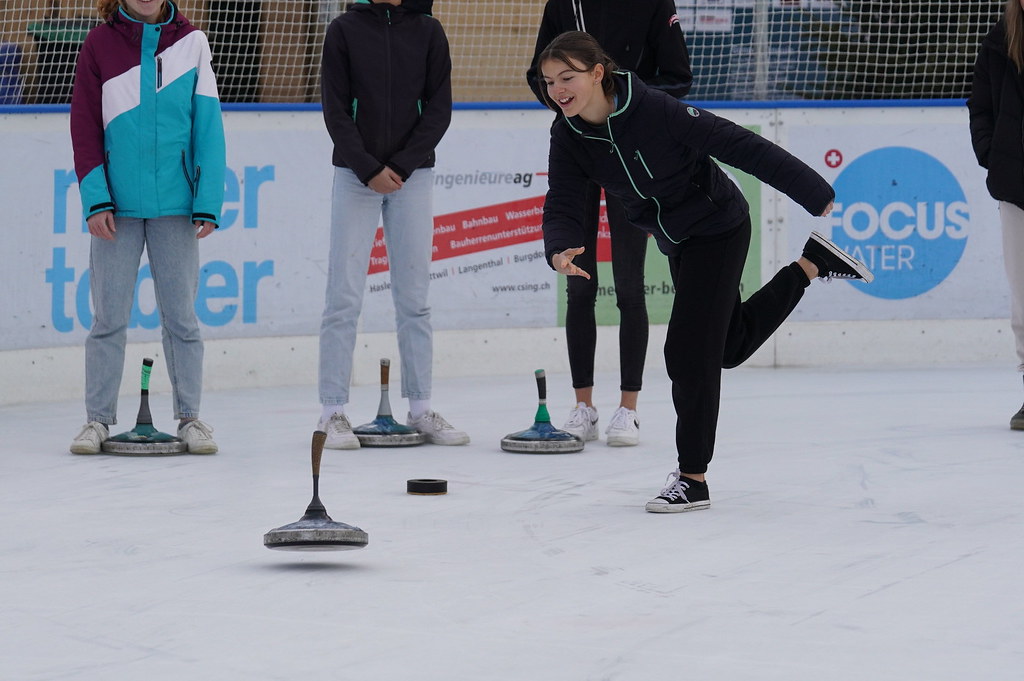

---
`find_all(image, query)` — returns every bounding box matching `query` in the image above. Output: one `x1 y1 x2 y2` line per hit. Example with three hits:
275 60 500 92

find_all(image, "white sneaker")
605 406 640 446
318 413 361 449
178 419 218 454
407 410 470 445
70 422 109 455
563 403 599 441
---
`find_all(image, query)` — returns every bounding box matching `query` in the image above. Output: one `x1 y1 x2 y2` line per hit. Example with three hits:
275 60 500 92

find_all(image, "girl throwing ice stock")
69 0 225 455
537 32 872 512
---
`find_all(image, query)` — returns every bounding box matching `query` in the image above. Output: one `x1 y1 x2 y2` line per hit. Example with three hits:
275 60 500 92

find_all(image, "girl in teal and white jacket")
68 0 225 456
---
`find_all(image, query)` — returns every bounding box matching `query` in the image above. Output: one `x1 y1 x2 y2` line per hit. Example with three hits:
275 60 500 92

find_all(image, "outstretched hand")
820 201 834 217
551 246 591 279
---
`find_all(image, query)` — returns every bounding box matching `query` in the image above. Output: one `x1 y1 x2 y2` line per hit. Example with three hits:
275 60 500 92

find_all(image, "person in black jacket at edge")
968 0 1024 430
536 31 873 513
316 0 470 449
526 0 693 448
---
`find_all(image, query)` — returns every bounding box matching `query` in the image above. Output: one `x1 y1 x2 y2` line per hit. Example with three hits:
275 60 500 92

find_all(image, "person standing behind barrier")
317 0 469 448
537 32 873 512
68 0 225 455
526 0 693 447
968 0 1024 430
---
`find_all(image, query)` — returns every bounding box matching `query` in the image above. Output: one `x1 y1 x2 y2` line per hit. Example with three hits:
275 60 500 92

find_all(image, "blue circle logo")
828 147 969 299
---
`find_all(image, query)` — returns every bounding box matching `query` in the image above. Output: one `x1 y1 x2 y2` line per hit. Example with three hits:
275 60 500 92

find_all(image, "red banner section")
596 198 611 262
368 196 540 274
367 194 613 275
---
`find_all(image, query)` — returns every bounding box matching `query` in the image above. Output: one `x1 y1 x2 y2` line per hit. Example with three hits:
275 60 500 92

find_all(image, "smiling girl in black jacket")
537 31 873 512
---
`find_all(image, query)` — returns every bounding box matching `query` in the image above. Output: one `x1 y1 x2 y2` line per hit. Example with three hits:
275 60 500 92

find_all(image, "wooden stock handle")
311 430 327 477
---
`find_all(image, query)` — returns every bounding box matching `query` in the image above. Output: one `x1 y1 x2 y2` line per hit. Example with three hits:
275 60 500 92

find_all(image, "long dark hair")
535 31 618 111
1006 0 1024 72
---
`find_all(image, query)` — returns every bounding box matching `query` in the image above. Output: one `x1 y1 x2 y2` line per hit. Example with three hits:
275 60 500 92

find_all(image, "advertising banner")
781 106 1005 322
0 105 1003 356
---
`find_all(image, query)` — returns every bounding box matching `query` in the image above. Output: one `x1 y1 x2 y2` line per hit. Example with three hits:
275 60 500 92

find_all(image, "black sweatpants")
666 216 809 474
565 180 650 393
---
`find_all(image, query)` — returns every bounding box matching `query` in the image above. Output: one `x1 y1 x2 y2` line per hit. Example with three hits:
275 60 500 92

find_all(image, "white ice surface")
2 365 1023 680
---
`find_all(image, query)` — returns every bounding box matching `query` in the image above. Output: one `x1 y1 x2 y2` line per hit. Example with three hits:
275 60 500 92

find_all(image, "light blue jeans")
85 215 203 424
319 167 434 405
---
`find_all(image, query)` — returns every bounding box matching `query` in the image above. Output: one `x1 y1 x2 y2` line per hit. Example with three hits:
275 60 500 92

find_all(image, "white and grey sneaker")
1011 404 1024 431
69 421 109 455
318 413 361 450
179 419 218 454
563 403 599 441
605 406 640 446
803 231 874 283
645 469 711 513
407 410 470 445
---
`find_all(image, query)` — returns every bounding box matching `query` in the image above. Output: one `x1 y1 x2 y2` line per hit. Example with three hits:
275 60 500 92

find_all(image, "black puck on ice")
407 478 448 495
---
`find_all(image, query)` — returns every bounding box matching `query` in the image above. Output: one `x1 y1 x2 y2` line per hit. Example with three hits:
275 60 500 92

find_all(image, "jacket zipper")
572 0 586 31
157 56 162 88
691 180 718 208
103 150 115 209
181 151 195 195
384 8 392 152
634 150 654 179
605 125 678 244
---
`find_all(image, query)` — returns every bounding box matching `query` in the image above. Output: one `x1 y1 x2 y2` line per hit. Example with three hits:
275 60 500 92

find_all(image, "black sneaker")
645 469 711 513
802 231 874 283
1011 405 1024 431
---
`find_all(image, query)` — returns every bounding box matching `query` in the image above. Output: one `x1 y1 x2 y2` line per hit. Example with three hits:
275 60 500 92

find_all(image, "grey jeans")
319 167 434 406
85 215 203 424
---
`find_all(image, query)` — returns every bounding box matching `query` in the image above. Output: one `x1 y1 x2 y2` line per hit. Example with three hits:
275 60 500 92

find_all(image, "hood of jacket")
983 18 1009 57
351 0 434 17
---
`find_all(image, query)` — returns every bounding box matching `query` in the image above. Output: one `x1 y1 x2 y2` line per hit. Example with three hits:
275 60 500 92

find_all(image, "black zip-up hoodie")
968 19 1024 209
526 0 692 104
543 72 835 263
320 0 452 183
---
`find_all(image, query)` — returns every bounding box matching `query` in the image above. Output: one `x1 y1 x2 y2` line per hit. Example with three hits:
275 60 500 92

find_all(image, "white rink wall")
0 106 1015 406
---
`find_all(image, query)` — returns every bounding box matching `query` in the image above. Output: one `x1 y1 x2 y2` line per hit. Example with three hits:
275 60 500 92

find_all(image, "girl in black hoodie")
317 0 469 449
968 0 1024 430
537 31 873 513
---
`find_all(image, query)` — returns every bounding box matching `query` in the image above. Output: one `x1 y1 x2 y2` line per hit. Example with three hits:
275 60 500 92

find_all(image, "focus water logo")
825 147 969 300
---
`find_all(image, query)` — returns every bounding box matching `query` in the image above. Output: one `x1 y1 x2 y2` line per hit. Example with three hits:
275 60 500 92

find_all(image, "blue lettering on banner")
47 166 277 332
825 147 969 300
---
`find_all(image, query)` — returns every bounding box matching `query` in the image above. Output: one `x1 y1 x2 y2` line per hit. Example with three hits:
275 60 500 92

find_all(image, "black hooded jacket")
320 0 452 183
526 0 692 104
542 72 834 262
968 19 1024 209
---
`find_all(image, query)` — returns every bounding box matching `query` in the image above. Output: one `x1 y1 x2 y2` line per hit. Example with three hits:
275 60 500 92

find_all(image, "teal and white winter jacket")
70 3 225 224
